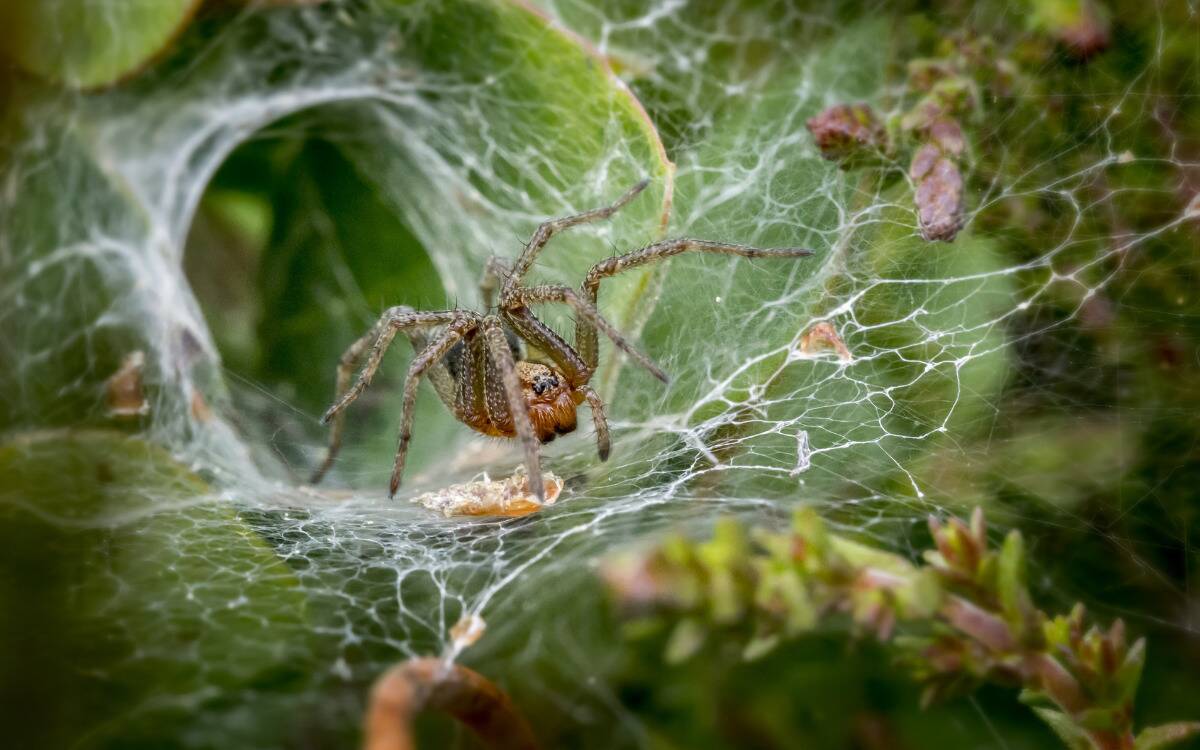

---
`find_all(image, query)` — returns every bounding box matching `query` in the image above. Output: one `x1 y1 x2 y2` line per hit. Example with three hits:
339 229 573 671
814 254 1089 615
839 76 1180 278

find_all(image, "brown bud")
907 59 956 93
806 103 886 166
1054 0 1111 60
911 143 965 242
926 118 966 157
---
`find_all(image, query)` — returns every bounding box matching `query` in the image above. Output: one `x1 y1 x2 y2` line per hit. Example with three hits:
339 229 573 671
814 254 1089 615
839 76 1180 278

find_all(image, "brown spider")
310 180 812 501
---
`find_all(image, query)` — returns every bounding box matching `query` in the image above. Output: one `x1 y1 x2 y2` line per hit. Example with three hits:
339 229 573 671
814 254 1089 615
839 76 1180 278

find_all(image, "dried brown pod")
412 469 563 517
449 614 486 650
925 118 966 156
911 143 966 242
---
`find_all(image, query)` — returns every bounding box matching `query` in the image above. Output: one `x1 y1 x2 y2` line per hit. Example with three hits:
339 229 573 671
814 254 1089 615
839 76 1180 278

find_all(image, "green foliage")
0 431 310 748
604 507 1194 750
0 0 201 88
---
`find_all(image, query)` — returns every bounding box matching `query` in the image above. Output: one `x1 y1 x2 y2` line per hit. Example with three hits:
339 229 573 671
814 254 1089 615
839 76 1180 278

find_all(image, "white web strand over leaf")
1 0 1196 746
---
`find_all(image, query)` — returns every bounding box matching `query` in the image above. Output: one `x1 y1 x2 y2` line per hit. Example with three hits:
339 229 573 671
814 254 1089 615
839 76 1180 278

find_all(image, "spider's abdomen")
444 327 522 381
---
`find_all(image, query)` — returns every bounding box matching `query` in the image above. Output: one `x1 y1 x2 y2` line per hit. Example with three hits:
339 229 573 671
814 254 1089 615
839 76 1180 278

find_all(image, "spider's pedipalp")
502 305 590 386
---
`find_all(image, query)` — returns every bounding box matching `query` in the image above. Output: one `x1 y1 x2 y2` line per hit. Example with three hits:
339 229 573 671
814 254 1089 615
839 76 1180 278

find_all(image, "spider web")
1 0 1197 747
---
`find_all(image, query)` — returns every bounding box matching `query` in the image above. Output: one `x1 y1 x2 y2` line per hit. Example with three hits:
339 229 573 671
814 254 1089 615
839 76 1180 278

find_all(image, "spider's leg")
389 316 478 497
311 308 472 485
479 256 511 310
579 385 611 461
513 284 669 384
481 317 546 502
502 306 590 386
322 310 472 424
312 321 381 480
576 239 814 368
411 326 457 411
504 179 649 294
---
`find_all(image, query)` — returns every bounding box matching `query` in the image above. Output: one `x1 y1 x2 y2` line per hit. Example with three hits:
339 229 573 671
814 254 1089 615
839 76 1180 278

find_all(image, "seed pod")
911 143 965 242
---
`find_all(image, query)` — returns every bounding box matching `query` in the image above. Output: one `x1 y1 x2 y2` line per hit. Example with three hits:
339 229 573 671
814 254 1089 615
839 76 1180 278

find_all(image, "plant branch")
364 658 539 750
601 508 1198 750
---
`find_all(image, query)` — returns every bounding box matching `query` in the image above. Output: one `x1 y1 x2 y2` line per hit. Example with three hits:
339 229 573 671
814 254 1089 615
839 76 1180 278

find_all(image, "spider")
310 179 812 501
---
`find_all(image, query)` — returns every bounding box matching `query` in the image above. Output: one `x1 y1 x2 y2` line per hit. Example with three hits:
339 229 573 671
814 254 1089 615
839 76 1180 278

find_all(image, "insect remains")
310 179 813 501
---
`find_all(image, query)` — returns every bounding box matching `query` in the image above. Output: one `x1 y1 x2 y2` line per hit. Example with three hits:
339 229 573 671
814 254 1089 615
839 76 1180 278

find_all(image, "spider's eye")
532 375 558 395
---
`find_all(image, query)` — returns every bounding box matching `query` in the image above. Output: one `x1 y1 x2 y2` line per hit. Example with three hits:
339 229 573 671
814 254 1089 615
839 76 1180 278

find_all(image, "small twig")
364 658 539 750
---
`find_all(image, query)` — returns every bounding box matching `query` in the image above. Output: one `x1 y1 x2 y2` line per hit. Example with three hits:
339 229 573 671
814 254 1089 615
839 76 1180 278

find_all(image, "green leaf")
996 530 1028 623
1075 707 1120 732
0 0 201 88
754 564 817 634
1134 722 1200 750
1115 637 1146 704
742 633 781 661
665 618 708 664
0 430 309 748
630 16 1013 495
0 125 157 432
1031 707 1093 750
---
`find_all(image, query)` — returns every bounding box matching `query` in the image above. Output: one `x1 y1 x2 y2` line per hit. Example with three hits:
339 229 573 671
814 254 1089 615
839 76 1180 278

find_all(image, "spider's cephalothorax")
444 334 582 443
514 362 582 443
310 180 813 501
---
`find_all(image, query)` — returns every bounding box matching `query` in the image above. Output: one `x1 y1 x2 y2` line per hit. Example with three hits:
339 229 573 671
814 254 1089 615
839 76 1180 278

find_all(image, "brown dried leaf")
412 470 563 517
449 613 487 651
800 321 853 361
106 351 149 418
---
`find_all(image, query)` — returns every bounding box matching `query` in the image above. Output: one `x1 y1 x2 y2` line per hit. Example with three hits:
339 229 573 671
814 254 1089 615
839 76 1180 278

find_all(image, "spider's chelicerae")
310 180 812 501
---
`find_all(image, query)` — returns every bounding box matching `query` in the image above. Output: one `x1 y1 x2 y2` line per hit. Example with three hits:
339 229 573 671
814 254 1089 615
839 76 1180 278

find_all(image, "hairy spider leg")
388 315 478 497
576 239 815 368
579 385 610 460
502 178 649 297
508 284 669 383
480 317 545 502
411 326 458 410
479 256 512 310
311 307 477 486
